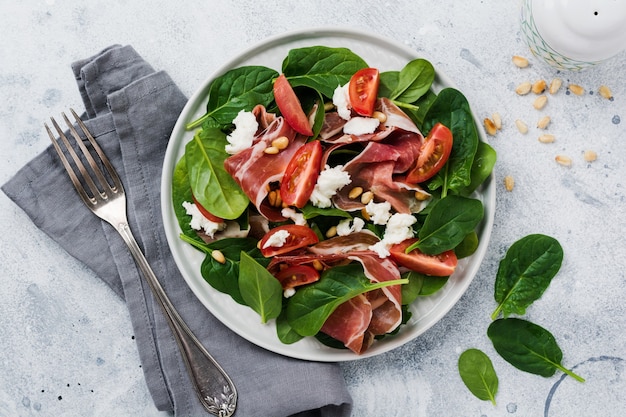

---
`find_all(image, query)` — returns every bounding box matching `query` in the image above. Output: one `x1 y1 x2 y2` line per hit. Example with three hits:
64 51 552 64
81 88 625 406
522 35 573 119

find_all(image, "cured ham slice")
320 294 374 354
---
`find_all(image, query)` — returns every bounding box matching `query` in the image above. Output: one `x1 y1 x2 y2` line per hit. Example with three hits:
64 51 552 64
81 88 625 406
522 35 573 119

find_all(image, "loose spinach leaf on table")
282 46 368 98
458 348 499 405
491 234 563 320
488 318 585 382
238 251 283 323
185 127 249 220
186 65 279 129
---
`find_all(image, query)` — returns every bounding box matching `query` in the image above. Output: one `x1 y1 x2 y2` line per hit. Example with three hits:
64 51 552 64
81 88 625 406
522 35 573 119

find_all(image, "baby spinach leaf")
378 70 399 99
282 46 368 98
455 231 479 259
185 128 249 220
458 348 499 405
171 156 205 245
456 141 497 197
286 263 407 336
410 195 484 255
389 58 435 103
488 318 585 382
491 234 563 319
238 251 283 323
401 271 449 305
276 309 304 345
187 65 278 129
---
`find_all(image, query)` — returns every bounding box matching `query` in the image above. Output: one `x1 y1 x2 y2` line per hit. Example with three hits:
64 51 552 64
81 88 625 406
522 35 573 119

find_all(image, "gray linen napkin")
2 45 352 417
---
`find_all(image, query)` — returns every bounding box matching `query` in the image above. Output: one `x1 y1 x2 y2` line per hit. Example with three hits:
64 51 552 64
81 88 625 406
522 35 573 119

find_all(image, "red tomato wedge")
273 74 313 136
280 140 322 208
348 68 380 116
389 238 457 276
406 122 453 183
191 194 224 223
274 265 320 289
259 224 319 257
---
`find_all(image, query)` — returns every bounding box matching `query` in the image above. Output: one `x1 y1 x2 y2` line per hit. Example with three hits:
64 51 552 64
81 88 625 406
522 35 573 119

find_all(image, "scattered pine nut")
555 155 572 167
515 119 528 134
271 136 289 150
264 146 279 154
516 81 532 95
348 186 364 199
372 111 387 123
538 134 555 143
512 55 529 68
599 85 613 100
211 250 226 264
533 95 548 110
532 80 547 94
492 112 502 130
583 150 597 162
325 225 338 238
504 176 515 192
484 118 497 136
360 191 374 205
549 78 563 95
537 116 551 129
568 84 585 96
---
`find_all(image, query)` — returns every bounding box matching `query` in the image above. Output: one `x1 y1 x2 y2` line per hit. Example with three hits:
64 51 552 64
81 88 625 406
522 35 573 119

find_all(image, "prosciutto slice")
224 116 307 222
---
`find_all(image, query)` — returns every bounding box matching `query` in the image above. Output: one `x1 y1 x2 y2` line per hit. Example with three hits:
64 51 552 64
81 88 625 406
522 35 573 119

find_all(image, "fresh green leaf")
282 46 368 98
410 195 484 255
238 251 283 323
488 318 585 382
390 59 435 103
401 271 449 305
458 348 499 405
276 309 304 345
491 234 563 320
456 141 497 197
455 231 479 259
185 128 249 220
300 203 353 220
378 70 399 99
171 157 206 245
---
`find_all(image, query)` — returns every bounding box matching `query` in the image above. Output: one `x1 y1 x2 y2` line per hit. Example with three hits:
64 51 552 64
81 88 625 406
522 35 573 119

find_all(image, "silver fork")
46 109 237 417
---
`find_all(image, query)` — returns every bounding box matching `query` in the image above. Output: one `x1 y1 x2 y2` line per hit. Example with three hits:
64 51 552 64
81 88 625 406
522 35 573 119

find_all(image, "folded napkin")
2 45 352 417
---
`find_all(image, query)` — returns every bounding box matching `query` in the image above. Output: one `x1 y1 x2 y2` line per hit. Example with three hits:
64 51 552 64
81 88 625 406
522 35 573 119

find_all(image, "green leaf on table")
491 234 563 320
487 318 585 382
238 251 283 323
458 348 499 405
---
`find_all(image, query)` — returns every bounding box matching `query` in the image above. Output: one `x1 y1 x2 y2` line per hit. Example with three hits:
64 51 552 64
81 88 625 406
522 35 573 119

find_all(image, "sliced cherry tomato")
348 68 380 116
389 238 458 276
259 224 319 257
280 140 322 208
192 194 224 223
406 122 453 183
274 265 320 289
273 74 313 136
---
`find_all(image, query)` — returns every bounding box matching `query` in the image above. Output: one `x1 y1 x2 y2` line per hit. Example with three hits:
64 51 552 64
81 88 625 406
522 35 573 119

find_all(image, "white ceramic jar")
521 0 626 70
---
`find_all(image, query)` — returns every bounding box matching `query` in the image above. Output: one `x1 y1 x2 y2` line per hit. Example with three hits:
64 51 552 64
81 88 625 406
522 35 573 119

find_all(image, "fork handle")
117 222 237 417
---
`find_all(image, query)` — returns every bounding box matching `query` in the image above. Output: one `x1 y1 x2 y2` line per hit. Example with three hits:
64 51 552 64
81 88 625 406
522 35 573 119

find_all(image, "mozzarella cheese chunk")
309 165 351 208
368 213 417 258
225 110 258 155
336 217 365 236
365 200 392 225
182 201 226 238
332 83 352 120
262 229 290 249
343 117 380 135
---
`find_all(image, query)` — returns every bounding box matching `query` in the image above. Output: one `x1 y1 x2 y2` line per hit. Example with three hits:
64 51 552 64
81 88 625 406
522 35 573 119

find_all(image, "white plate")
161 27 496 361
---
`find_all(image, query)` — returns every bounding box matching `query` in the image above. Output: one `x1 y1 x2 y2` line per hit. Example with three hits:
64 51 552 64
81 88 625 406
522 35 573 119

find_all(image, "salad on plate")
171 45 496 355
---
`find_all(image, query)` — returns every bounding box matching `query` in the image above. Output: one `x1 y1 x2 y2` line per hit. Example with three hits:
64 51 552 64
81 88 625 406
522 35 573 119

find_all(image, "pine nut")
325 225 338 238
484 118 497 136
311 259 324 271
415 191 430 201
324 101 335 111
348 186 364 199
360 191 374 205
537 116 551 129
211 250 226 264
533 95 548 110
515 119 528 134
555 155 572 167
492 112 502 130
373 111 387 124
538 134 555 143
516 81 532 95
532 80 547 94
271 136 289 150
361 208 370 221
599 85 613 100
512 55 529 68
504 176 515 192
549 78 562 95
583 150 597 162
264 146 279 154
268 190 282 207
568 84 585 96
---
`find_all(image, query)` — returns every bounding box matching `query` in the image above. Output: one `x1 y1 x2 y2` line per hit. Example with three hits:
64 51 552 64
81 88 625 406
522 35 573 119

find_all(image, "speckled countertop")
1 1 625 416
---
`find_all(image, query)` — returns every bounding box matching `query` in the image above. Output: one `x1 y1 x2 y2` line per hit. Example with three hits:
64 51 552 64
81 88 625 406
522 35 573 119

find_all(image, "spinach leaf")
458 348 499 405
409 195 484 255
300 203 353 220
171 156 205 245
491 234 563 320
488 318 585 382
186 66 278 129
389 58 435 103
423 88 479 196
276 309 304 345
185 128 249 220
286 263 407 336
378 70 399 99
401 271 449 305
238 251 283 323
455 231 479 259
282 46 368 98
456 141 497 197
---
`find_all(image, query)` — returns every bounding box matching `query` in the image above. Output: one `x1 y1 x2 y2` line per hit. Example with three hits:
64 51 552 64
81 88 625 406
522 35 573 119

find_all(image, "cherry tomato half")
406 123 453 183
389 238 458 276
280 140 322 208
348 68 380 117
274 265 320 289
273 74 313 136
259 224 319 257
192 194 224 223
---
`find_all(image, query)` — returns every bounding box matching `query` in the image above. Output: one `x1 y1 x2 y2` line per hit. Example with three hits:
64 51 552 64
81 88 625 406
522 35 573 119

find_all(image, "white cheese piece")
309 165 351 208
281 207 307 226
182 201 226 238
225 110 258 155
365 200 392 225
369 241 391 258
343 117 380 135
283 288 296 298
262 229 290 249
368 213 417 258
336 217 365 236
332 83 352 120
